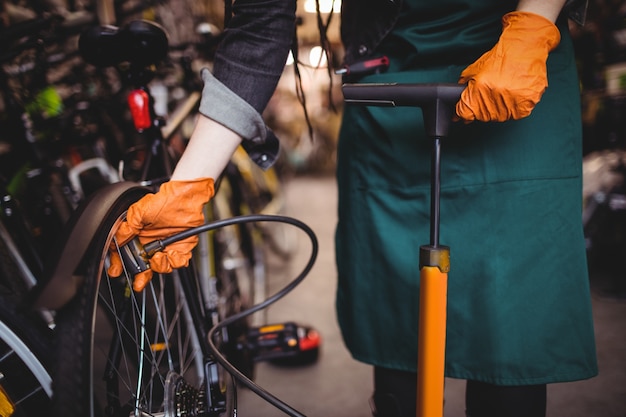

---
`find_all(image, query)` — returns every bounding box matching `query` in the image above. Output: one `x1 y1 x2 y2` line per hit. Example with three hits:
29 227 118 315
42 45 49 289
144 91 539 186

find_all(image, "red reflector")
299 329 321 351
128 89 152 130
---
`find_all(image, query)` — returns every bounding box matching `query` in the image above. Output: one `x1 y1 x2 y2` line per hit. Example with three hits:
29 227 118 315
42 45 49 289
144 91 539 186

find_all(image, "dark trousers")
372 367 546 417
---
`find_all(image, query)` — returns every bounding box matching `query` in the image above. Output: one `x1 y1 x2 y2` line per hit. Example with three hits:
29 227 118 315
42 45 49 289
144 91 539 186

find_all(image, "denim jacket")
340 0 588 66
199 0 296 169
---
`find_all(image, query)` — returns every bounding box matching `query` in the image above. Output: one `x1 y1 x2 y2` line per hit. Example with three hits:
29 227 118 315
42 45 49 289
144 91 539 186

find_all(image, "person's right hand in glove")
107 178 215 292
107 113 244 292
455 10 561 122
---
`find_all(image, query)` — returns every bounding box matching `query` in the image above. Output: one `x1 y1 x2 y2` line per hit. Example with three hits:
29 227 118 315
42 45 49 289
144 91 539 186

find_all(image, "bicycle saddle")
79 20 168 68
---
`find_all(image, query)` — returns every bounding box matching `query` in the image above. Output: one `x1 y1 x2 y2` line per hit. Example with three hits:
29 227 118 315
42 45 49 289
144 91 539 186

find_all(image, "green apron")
335 1 598 385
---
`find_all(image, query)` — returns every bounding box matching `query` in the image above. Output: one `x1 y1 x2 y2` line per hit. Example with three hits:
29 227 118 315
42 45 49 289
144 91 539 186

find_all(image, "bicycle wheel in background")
212 170 267 329
52 186 235 417
0 293 53 417
0 230 54 416
207 174 259 382
229 147 299 262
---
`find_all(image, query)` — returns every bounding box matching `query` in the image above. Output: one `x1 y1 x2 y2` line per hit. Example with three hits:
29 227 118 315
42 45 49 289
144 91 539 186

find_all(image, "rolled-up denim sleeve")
199 69 279 169
198 0 296 168
213 0 296 113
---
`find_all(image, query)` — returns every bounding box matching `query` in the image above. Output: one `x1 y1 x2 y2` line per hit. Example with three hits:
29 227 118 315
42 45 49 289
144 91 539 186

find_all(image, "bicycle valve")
117 237 151 275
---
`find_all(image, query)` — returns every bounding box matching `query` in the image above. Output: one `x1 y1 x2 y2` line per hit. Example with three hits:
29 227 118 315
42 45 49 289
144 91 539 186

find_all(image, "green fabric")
378 0 516 67
335 2 598 385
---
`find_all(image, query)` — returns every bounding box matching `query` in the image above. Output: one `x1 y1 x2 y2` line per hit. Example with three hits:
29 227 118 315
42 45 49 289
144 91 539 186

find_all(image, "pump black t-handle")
342 82 465 417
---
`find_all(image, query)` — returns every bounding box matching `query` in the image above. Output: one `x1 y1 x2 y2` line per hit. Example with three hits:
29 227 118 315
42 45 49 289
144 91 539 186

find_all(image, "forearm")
171 116 241 180
172 0 297 181
173 64 281 181
516 0 568 22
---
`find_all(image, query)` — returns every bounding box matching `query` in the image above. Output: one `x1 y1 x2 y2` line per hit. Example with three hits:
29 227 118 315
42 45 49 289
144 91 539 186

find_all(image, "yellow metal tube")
416 264 448 417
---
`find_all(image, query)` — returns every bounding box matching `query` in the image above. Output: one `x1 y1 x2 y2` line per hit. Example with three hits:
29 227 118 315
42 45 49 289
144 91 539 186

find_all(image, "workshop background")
1 0 625 415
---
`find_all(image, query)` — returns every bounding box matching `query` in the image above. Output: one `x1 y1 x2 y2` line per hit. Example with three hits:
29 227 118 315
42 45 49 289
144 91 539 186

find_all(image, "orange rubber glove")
456 11 561 122
107 178 215 292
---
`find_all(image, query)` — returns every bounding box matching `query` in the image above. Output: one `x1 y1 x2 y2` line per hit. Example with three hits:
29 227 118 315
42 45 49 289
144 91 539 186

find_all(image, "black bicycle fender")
32 182 148 310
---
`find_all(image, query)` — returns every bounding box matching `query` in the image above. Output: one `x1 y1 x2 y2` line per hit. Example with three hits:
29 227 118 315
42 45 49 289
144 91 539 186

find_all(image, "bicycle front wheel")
52 186 212 417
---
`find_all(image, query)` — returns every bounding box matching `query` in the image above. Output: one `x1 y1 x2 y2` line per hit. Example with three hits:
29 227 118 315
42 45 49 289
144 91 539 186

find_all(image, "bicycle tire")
51 186 208 416
210 175 259 380
0 293 53 417
215 166 268 328
230 151 298 261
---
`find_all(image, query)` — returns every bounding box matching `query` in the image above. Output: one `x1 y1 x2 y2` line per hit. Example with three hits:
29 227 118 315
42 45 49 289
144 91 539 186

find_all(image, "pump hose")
145 214 318 417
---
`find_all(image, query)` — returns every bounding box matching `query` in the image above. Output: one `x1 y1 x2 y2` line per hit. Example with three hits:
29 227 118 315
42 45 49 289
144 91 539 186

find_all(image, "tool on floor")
342 82 465 417
243 321 321 365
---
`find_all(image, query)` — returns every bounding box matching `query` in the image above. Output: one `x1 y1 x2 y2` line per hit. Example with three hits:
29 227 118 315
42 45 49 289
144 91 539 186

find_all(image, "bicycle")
23 19 319 417
0 12 126 298
0 14 102 415
36 194 318 416
32 78 461 417
0 12 207 417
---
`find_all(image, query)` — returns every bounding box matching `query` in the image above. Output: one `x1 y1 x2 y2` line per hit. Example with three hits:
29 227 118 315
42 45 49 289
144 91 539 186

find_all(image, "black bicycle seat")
79 20 169 68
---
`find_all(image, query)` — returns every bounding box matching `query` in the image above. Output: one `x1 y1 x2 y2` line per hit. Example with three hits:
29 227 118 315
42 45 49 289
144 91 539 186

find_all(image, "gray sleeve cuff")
199 68 279 169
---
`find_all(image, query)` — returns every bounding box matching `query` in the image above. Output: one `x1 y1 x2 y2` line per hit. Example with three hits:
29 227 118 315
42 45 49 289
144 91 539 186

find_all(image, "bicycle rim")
200 191 257 381
53 187 207 417
0 294 53 417
213 175 267 327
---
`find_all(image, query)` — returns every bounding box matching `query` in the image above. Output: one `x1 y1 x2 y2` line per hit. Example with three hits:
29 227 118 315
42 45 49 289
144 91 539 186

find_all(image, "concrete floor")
237 175 626 417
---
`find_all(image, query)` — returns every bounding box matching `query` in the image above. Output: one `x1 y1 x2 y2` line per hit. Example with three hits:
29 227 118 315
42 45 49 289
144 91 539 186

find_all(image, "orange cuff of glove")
108 177 215 291
456 11 561 122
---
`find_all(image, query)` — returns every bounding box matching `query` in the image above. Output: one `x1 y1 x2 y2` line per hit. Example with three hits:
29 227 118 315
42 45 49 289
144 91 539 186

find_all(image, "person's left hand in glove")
456 7 562 122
